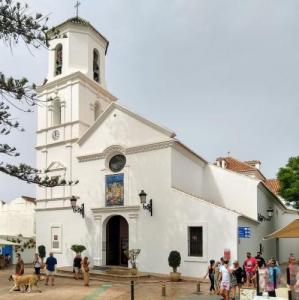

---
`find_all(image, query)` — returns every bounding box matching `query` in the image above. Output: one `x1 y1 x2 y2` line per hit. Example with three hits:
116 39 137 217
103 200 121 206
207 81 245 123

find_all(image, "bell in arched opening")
55 44 63 76
93 49 100 83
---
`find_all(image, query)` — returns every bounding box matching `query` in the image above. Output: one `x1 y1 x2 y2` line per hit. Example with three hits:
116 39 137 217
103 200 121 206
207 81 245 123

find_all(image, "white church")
35 16 297 277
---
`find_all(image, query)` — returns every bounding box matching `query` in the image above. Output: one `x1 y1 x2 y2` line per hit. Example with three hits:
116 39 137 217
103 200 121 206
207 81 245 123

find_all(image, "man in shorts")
45 252 57 286
244 252 257 287
73 253 82 280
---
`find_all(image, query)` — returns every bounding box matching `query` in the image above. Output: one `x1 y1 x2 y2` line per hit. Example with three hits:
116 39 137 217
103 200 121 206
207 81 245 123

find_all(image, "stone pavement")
0 266 210 300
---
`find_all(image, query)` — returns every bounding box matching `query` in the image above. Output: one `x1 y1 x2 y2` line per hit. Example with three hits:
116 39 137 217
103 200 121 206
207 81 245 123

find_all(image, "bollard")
287 268 293 300
288 290 293 300
131 280 134 300
287 267 291 285
196 282 201 293
256 269 261 296
162 281 166 297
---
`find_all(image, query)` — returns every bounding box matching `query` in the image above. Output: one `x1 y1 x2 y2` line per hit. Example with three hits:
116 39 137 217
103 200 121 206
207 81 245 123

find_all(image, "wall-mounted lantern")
139 190 153 216
70 195 84 218
258 207 273 222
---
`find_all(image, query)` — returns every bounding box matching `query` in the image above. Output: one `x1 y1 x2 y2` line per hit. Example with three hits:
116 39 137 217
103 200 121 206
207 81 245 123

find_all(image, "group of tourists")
16 252 57 286
204 252 281 300
14 252 90 288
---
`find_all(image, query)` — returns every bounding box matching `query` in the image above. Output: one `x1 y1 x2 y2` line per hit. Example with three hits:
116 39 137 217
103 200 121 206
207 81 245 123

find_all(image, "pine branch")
0 162 79 187
0 1 78 188
0 0 50 48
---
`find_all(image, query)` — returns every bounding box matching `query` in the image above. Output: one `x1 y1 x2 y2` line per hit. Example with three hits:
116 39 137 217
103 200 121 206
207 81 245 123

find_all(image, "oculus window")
188 226 203 257
109 154 126 172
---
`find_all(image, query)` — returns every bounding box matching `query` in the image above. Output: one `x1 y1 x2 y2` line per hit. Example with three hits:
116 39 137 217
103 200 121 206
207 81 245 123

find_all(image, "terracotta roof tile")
264 179 280 194
52 17 109 54
217 157 257 172
216 157 280 195
244 160 261 167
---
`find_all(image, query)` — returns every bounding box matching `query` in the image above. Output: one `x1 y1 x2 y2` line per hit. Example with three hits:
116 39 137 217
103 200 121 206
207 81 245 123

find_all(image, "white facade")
35 17 297 277
0 197 35 237
0 197 36 264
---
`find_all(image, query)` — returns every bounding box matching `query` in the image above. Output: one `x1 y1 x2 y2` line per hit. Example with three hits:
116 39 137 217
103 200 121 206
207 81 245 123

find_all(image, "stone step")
56 266 151 283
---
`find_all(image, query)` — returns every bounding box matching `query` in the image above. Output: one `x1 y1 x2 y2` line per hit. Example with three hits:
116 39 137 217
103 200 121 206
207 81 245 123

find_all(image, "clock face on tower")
52 129 60 141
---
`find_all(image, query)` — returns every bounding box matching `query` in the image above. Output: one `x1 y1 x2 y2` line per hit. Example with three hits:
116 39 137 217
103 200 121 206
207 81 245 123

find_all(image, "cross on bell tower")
74 1 81 17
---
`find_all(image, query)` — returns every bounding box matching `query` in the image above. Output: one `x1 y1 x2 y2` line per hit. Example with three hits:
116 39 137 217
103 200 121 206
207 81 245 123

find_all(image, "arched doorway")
106 215 128 266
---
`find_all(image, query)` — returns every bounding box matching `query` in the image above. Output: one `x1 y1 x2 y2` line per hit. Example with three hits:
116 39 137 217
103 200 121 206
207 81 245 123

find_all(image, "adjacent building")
0 196 36 263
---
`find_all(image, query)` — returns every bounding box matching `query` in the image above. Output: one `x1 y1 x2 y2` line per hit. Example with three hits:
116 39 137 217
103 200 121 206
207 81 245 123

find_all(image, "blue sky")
1 0 299 201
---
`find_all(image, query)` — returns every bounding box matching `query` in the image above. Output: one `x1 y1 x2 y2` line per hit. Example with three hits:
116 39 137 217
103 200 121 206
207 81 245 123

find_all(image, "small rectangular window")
188 226 203 257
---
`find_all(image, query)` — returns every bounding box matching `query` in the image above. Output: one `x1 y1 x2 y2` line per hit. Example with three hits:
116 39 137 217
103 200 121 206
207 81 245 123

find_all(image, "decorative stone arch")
102 214 129 266
103 145 126 170
91 206 140 268
103 145 126 156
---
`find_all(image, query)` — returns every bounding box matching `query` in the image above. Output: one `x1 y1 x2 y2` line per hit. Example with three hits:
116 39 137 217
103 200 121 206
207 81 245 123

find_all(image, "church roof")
264 179 280 195
52 17 109 54
216 157 257 172
216 156 266 181
78 102 176 145
216 157 282 195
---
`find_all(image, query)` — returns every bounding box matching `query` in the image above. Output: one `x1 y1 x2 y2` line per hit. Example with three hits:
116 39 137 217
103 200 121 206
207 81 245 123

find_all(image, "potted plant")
124 249 141 275
168 250 181 281
71 244 86 254
38 245 46 269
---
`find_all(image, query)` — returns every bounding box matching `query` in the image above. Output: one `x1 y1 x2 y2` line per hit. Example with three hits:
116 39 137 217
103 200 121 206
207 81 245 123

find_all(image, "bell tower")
36 17 117 201
47 17 109 87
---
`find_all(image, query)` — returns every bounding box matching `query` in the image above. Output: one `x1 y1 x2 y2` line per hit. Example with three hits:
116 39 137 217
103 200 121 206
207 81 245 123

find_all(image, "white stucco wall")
137 188 239 277
0 198 35 237
78 106 171 155
275 207 299 263
203 164 258 220
171 147 205 198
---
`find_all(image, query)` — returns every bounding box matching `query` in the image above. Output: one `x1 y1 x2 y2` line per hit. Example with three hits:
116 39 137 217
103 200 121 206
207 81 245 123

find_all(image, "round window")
109 154 126 172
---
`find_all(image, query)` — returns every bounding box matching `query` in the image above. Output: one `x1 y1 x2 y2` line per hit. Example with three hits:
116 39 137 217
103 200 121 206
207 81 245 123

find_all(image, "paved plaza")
0 267 211 300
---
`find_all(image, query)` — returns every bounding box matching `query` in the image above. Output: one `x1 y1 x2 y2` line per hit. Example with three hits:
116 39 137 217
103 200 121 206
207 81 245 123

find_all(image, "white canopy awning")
0 238 21 246
264 219 299 239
